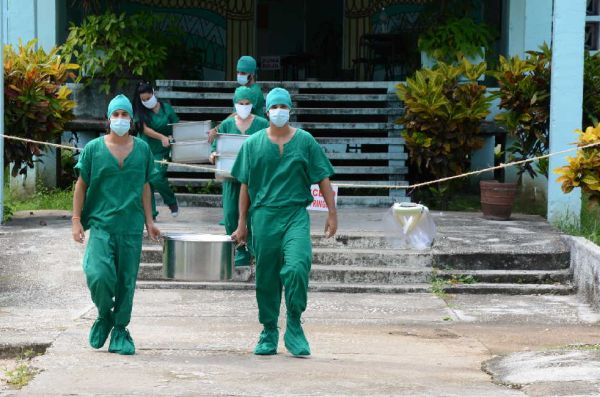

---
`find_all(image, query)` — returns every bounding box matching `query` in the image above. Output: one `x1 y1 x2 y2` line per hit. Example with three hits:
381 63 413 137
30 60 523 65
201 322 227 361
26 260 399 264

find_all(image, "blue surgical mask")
110 117 131 136
237 73 249 85
269 108 290 127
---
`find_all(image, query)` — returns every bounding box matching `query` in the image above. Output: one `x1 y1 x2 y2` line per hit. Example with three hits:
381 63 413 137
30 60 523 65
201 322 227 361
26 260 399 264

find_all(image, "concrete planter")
67 79 138 119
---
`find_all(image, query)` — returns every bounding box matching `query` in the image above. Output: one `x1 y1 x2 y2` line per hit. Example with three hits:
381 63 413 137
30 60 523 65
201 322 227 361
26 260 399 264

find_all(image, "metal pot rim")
163 233 233 242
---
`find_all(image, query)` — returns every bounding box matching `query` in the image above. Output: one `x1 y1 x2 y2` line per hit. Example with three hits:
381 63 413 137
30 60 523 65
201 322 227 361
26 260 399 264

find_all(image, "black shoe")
168 203 179 218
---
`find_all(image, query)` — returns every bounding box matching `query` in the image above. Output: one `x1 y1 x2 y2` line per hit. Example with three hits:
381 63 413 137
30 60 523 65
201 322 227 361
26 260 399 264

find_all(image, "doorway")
256 0 343 81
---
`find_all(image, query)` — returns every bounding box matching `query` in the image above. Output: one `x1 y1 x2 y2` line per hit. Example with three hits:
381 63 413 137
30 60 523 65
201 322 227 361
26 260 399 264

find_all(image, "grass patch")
2 349 40 389
3 183 73 222
555 195 600 246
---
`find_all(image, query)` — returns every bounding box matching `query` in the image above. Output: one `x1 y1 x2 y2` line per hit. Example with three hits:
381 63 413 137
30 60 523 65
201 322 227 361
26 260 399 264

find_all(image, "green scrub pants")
251 206 312 327
83 228 143 328
223 179 252 266
150 152 177 218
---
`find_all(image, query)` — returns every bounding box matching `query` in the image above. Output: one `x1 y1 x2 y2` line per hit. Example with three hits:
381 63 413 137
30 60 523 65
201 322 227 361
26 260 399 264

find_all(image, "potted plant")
484 45 551 219
418 16 495 70
61 11 168 117
396 59 492 208
3 40 78 180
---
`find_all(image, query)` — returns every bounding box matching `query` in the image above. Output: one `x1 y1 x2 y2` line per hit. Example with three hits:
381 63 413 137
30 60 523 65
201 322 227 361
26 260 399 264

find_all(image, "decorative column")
547 0 586 224
225 0 255 80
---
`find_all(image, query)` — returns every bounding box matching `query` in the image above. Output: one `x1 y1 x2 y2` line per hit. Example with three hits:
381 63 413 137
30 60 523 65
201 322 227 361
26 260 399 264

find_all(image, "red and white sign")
307 184 338 212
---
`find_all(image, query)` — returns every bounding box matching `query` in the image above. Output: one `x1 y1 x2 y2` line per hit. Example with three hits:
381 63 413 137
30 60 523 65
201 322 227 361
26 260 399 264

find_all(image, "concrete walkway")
1 209 599 396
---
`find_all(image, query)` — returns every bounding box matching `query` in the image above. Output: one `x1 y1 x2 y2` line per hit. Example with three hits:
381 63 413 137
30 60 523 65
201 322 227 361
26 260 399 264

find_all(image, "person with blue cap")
236 55 265 116
71 94 160 355
231 87 337 357
208 55 265 144
209 86 269 267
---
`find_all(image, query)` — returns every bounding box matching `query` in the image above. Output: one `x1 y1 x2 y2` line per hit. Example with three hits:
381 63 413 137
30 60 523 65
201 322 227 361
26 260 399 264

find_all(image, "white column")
0 0 4 224
548 0 586 224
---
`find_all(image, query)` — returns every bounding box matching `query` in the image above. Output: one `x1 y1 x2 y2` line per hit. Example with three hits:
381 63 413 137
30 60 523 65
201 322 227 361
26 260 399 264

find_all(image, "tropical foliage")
4 40 78 177
491 44 551 182
396 58 491 181
61 12 167 94
556 125 600 203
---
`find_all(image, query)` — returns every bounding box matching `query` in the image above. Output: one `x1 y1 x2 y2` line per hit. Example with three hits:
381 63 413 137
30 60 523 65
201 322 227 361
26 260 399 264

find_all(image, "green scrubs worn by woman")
231 88 338 357
72 94 160 355
210 86 269 266
134 81 180 219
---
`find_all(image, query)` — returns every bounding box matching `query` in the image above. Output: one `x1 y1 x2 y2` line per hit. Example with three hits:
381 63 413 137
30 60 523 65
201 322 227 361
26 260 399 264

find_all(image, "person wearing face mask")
72 94 160 355
230 88 338 357
133 81 180 219
236 56 265 116
210 86 269 266
208 56 265 144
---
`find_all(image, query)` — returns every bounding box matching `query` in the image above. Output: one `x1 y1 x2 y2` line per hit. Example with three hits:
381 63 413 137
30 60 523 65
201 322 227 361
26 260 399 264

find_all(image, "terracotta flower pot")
480 180 517 220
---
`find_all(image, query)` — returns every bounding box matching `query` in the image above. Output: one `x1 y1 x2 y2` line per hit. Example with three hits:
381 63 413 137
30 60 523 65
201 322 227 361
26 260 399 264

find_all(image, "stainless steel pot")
163 234 234 281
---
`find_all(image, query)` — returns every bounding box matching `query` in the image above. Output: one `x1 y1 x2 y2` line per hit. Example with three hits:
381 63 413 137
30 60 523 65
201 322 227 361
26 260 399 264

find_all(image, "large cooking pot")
163 234 234 281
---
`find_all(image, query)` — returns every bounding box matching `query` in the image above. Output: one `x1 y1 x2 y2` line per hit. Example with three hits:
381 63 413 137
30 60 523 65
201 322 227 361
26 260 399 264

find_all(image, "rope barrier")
2 133 599 190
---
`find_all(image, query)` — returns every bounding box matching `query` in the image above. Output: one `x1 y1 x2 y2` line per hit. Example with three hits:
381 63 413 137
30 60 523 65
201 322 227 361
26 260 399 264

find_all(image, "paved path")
1 209 598 396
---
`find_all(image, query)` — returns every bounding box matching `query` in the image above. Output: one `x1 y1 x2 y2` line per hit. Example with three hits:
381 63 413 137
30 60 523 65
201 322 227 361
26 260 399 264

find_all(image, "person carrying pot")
230 87 337 357
210 86 269 266
133 81 180 219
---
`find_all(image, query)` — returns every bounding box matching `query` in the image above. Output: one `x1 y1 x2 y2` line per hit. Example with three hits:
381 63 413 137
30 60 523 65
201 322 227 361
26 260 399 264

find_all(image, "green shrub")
418 17 495 63
3 40 78 178
61 12 167 95
491 44 551 182
396 59 491 181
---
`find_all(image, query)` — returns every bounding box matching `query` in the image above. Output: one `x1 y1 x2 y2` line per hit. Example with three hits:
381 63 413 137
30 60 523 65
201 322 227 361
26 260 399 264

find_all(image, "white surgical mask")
141 94 157 109
110 117 131 136
235 103 253 119
268 108 290 127
237 73 249 85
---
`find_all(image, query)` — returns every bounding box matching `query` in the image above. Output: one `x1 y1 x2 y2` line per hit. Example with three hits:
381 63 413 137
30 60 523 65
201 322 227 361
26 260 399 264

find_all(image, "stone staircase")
136 221 573 295
155 80 408 208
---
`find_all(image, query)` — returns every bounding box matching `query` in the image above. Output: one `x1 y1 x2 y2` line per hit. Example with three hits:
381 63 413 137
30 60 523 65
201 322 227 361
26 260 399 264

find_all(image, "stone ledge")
562 235 600 310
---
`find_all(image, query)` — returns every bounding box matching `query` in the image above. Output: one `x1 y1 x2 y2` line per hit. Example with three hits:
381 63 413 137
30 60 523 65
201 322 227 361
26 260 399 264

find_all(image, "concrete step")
156 193 408 208
436 269 571 284
442 283 574 295
156 80 395 90
136 280 431 294
141 245 570 271
173 106 402 116
135 280 573 295
139 262 431 284
167 178 409 189
158 91 398 102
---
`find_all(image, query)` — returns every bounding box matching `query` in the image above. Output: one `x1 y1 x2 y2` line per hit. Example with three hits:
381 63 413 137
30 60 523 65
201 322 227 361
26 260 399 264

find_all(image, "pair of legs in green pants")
251 206 312 356
223 179 252 266
150 153 178 219
83 228 142 355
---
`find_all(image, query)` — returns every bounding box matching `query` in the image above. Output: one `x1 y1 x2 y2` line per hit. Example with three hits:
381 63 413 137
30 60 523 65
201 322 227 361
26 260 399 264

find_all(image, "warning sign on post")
307 184 338 212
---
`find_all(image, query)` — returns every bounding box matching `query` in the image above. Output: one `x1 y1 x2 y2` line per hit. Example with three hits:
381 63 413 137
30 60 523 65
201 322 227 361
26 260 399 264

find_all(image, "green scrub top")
248 83 265 116
139 101 179 156
75 136 155 234
231 129 335 210
211 115 269 152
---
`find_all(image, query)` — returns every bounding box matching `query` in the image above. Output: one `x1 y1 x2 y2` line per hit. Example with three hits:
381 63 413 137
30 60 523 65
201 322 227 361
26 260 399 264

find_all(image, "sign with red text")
307 184 338 211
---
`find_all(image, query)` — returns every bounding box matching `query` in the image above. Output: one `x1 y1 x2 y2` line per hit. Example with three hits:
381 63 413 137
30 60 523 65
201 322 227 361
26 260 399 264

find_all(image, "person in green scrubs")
231 88 338 357
133 81 179 219
236 56 265 116
72 94 160 355
210 86 269 266
208 56 265 143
